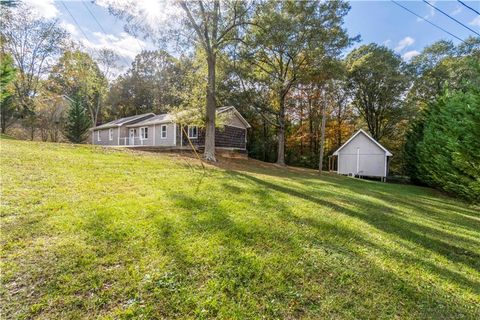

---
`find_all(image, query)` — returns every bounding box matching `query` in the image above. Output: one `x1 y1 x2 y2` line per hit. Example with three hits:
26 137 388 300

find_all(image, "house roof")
126 113 173 127
217 106 251 128
91 113 155 130
332 129 393 156
125 106 252 128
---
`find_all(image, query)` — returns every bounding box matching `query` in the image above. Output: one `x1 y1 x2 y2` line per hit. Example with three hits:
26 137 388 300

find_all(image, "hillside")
1 139 479 319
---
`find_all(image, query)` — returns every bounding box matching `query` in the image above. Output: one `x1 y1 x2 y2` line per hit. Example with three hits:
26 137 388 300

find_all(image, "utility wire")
62 1 131 70
82 0 108 34
83 1 147 65
80 1 132 66
423 0 480 37
457 0 480 16
391 0 466 43
61 1 90 41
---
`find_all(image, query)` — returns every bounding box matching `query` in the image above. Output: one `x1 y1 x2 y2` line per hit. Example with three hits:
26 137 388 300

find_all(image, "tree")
105 0 252 162
405 86 480 203
0 3 67 115
94 48 119 81
48 50 107 126
64 97 91 143
406 37 480 110
240 0 353 165
0 53 17 133
345 44 409 141
107 50 184 118
177 1 252 161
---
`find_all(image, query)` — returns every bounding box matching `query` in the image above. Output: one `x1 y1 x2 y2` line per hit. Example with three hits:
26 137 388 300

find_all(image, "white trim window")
97 130 101 141
160 124 167 139
140 127 148 140
188 125 198 139
109 128 113 141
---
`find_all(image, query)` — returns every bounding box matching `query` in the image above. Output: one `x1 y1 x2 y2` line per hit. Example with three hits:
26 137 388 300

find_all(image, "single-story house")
330 129 392 181
90 106 251 151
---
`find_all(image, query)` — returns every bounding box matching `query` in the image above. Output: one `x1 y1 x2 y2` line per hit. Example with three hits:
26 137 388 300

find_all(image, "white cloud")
402 50 420 61
417 0 436 22
451 6 462 16
60 21 78 37
395 37 415 52
383 39 391 46
81 31 146 61
23 0 59 19
470 16 480 27
96 0 182 29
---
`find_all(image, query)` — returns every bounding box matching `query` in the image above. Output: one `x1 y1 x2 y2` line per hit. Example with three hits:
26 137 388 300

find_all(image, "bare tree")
94 48 120 81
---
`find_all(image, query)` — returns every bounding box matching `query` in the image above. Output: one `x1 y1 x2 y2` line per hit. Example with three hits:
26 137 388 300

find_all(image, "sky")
22 0 480 77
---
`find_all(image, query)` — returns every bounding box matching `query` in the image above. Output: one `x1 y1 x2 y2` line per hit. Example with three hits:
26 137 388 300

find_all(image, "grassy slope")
1 139 479 319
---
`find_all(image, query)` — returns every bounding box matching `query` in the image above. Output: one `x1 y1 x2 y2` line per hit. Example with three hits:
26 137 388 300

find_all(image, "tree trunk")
204 54 217 162
318 92 327 174
277 95 286 165
1 111 5 134
263 118 268 161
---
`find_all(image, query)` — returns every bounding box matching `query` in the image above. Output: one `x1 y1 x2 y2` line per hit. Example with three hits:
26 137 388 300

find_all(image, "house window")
140 127 148 140
188 126 198 139
109 128 113 141
161 125 167 139
97 130 101 141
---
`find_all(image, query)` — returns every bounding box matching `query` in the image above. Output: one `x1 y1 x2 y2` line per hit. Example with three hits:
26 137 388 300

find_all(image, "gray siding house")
91 107 251 151
332 129 392 181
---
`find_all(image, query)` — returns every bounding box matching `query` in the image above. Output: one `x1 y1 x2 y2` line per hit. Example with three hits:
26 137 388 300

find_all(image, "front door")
129 129 135 145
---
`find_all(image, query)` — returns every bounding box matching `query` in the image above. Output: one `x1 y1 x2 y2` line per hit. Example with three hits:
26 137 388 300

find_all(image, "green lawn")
1 139 479 319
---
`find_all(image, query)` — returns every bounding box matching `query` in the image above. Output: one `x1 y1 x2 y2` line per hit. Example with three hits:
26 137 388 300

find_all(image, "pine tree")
64 98 91 143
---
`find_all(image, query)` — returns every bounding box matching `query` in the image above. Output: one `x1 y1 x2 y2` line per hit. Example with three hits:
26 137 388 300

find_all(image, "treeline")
1 1 479 201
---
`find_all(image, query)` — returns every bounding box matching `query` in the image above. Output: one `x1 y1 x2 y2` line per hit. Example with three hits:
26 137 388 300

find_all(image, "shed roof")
333 129 393 156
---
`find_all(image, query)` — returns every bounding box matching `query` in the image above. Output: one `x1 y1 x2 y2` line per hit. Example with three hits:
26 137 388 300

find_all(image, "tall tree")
241 0 353 165
345 44 409 141
178 1 252 161
106 0 252 162
48 50 108 126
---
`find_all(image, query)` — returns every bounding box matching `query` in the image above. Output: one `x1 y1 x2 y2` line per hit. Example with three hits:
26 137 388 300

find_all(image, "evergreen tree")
0 53 17 133
64 98 91 143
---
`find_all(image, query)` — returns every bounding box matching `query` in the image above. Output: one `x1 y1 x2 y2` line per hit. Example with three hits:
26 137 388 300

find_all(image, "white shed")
331 129 392 181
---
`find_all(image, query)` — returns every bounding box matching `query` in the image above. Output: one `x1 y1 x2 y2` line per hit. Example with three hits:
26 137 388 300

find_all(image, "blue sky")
24 0 480 75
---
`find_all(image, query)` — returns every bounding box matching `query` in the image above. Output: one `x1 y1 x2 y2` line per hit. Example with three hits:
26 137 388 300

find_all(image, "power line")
61 1 90 41
62 1 131 70
390 0 466 43
83 1 146 64
457 0 480 16
423 0 480 37
82 0 108 34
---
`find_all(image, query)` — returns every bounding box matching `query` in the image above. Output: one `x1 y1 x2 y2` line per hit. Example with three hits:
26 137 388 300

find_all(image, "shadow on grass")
228 172 480 271
161 169 479 318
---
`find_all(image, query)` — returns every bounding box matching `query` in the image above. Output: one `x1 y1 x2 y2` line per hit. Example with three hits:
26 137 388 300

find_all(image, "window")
188 126 198 139
97 130 101 141
140 127 148 140
109 128 113 141
160 125 167 139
